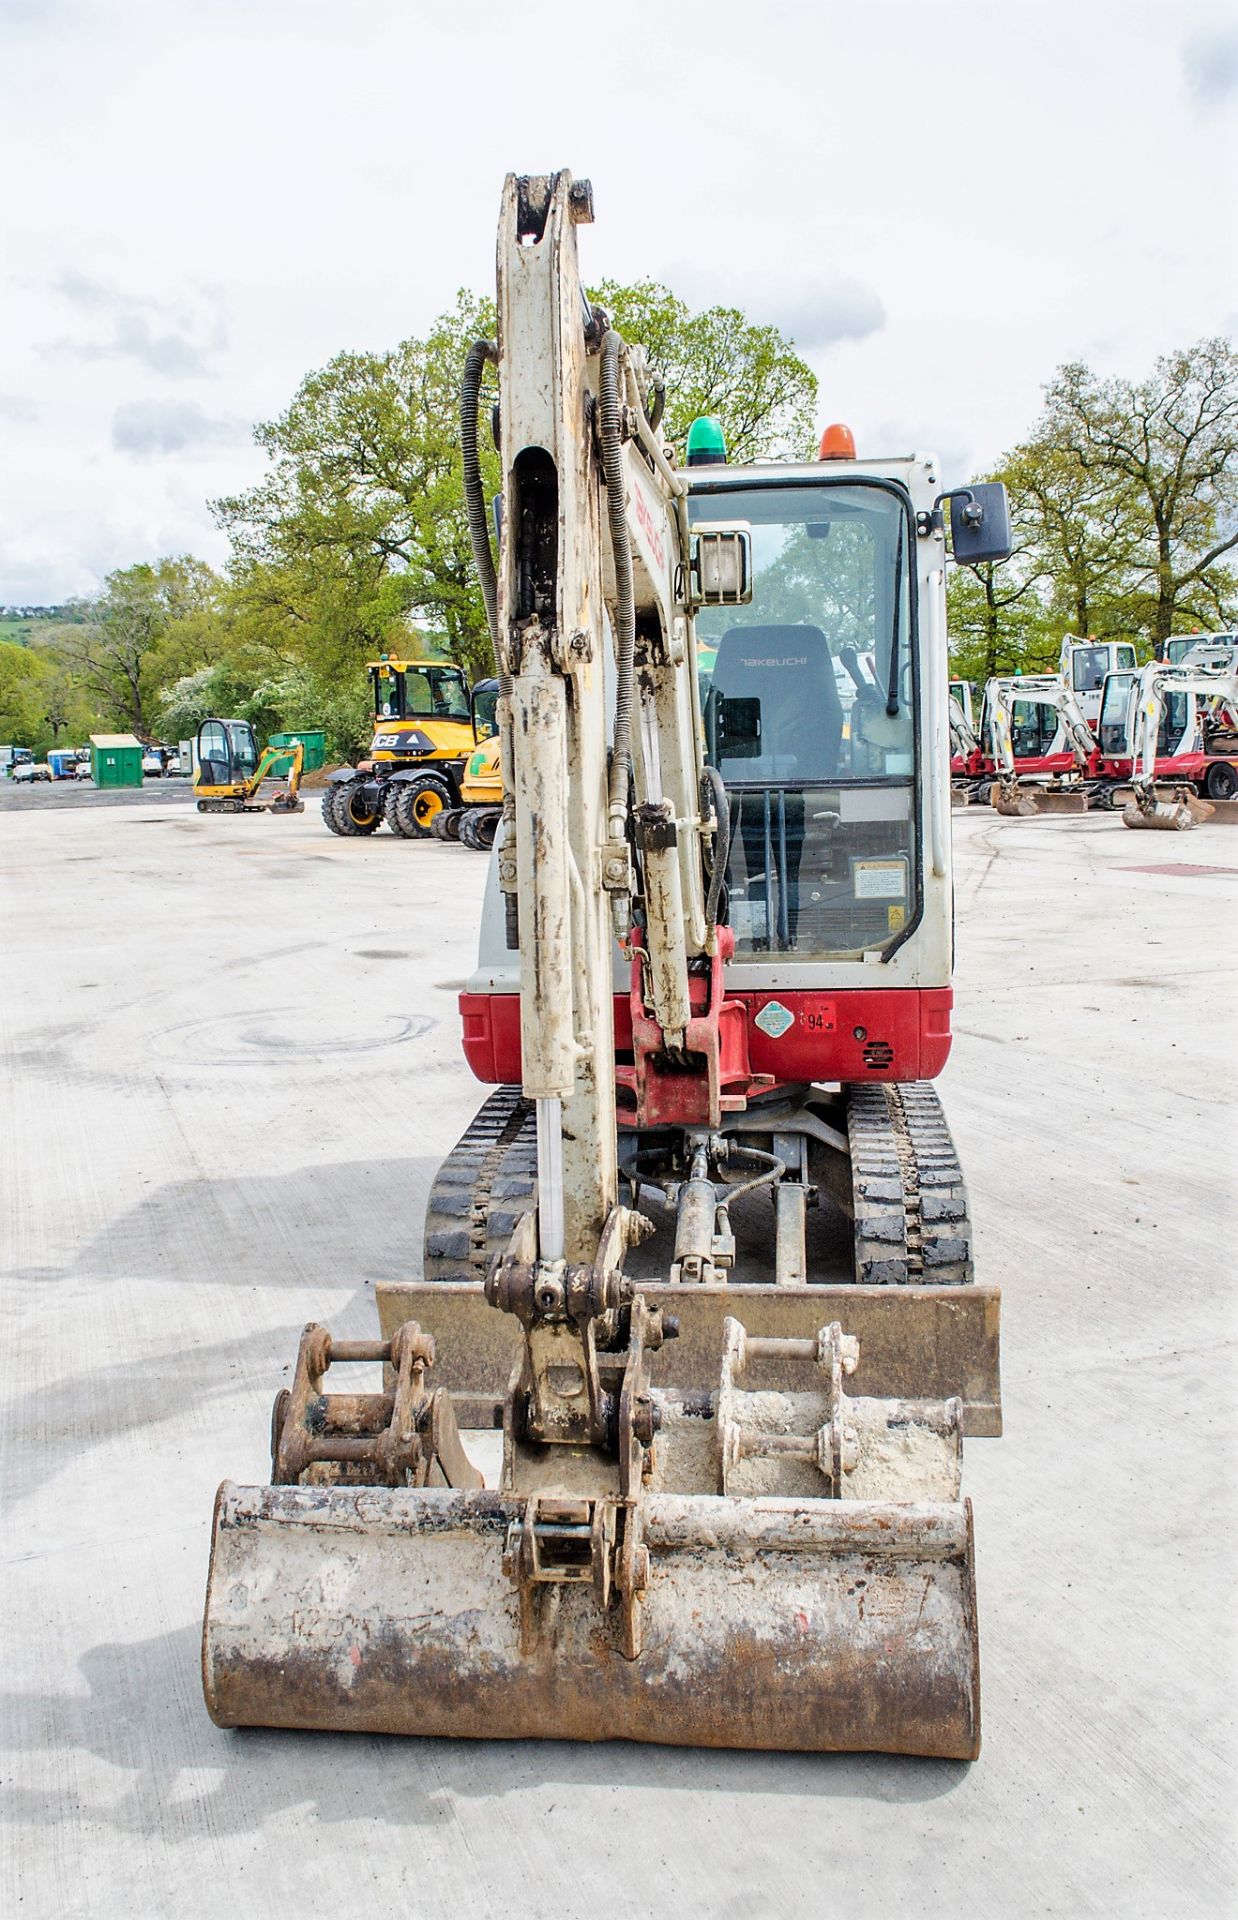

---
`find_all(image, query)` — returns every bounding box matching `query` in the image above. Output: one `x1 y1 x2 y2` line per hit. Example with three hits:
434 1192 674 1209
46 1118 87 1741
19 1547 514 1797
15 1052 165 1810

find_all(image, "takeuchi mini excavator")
1116 643 1238 829
202 171 1012 1760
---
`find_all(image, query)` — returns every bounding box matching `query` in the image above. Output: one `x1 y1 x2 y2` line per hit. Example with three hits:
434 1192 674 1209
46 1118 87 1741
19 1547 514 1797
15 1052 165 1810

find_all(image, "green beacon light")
686 415 727 467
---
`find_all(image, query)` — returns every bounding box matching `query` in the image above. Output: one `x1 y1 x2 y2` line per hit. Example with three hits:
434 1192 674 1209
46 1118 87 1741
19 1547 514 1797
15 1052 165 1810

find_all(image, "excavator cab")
471 677 500 740
196 717 259 790
193 717 304 815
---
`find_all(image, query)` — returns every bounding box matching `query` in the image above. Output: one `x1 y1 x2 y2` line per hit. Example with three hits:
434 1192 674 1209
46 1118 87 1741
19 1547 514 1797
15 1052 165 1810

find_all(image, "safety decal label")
853 859 908 900
754 1000 795 1039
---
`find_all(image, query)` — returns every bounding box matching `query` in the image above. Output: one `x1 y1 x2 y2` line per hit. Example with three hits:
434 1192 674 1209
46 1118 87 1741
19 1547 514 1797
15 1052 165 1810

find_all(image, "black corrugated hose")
461 339 501 668
600 329 636 828
700 764 731 933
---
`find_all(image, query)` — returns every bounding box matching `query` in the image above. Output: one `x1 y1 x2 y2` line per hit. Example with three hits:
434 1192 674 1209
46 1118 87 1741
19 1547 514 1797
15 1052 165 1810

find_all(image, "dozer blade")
1027 788 1089 815
203 1482 980 1758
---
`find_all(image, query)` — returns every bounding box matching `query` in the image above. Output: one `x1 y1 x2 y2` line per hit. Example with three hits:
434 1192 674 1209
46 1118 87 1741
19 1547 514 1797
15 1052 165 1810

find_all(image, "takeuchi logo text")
632 483 666 574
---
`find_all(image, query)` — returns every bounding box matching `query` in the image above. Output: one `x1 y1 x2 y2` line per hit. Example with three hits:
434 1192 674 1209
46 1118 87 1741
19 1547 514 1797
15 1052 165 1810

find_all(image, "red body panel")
957 749 1085 779
460 985 954 1092
1097 751 1235 784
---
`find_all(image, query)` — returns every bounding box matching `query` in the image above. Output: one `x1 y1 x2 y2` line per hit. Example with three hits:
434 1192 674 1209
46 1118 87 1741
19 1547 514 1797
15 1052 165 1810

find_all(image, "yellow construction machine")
202 171 1009 1759
429 677 504 848
193 718 304 814
323 655 485 837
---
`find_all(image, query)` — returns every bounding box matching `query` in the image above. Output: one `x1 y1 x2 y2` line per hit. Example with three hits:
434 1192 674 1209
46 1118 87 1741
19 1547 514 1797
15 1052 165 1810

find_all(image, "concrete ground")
2 799 1235 1919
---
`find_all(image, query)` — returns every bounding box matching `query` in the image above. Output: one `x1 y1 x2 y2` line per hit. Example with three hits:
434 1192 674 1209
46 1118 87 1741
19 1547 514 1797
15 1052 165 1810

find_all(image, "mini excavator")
192 718 304 814
202 172 1011 1759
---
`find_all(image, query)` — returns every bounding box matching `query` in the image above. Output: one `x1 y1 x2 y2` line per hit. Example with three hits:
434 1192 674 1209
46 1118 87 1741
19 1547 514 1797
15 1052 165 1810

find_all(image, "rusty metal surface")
203 1482 980 1759
377 1279 1002 1436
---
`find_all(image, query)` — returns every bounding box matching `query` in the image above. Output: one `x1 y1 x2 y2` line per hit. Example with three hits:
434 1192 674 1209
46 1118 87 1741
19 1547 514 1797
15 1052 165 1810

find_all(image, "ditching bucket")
202 1283 999 1759
203 1483 980 1757
1122 787 1213 831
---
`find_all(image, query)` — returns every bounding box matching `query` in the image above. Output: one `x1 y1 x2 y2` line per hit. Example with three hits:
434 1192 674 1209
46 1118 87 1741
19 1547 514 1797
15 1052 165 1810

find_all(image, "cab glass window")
1099 674 1134 755
1072 646 1112 693
373 667 403 719
226 723 258 778
689 481 916 962
403 668 470 720
1010 700 1059 758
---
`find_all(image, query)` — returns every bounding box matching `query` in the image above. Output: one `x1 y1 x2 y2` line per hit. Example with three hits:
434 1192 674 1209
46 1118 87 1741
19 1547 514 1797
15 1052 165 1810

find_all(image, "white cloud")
1183 27 1238 104
670 265 886 352
111 399 248 457
49 272 226 378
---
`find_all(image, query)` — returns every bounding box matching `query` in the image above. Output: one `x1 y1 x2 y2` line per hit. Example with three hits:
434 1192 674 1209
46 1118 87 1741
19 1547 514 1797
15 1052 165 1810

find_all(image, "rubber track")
422 1086 537 1282
846 1082 973 1285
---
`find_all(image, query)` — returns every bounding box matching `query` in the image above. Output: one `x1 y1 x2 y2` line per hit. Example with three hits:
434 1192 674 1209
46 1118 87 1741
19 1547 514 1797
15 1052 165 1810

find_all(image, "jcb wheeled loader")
323 657 489 838
202 172 1010 1759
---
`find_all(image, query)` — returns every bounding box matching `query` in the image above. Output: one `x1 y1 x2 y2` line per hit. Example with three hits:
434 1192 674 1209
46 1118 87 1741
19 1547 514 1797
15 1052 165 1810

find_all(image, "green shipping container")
268 729 326 772
89 733 144 788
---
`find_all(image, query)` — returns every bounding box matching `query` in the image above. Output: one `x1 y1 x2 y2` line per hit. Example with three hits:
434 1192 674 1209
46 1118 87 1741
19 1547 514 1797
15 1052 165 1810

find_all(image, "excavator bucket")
202 1281 999 1759
989 778 1039 817
1122 788 1214 831
204 1484 979 1757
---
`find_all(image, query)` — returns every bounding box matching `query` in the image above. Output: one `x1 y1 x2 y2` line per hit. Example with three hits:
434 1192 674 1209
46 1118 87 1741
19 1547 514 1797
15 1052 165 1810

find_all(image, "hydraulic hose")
700 765 730 933
718 1142 785 1205
600 328 636 835
462 336 518 951
460 339 501 668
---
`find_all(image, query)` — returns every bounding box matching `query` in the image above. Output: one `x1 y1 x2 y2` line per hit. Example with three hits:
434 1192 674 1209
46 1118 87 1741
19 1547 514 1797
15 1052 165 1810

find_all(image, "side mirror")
691 524 753 606
945 482 1013 565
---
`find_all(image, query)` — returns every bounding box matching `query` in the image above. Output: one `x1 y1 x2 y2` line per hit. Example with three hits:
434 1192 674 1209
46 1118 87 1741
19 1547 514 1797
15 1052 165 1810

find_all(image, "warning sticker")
887 904 906 931
853 859 908 900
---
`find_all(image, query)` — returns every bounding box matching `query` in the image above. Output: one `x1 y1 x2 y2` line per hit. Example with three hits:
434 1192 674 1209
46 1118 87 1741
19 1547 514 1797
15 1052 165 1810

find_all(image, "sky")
2 0 1236 605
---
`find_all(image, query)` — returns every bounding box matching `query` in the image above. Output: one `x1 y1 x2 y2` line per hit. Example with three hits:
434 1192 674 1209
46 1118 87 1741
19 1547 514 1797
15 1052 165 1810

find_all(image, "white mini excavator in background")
202 172 1012 1760
1121 643 1238 829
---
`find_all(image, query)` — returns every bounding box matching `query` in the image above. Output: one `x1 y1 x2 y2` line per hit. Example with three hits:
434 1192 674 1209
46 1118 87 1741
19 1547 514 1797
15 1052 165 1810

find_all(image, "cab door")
196 719 234 789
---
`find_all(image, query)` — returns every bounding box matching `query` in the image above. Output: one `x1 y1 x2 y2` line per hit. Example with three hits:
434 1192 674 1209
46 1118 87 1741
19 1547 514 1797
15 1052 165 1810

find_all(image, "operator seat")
709 624 843 783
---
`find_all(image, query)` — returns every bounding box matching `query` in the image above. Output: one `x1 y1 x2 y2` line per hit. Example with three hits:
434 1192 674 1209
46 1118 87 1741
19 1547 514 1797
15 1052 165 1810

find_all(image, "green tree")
591 279 818 463
1000 437 1140 645
215 281 819 697
946 557 1055 684
215 291 500 684
1040 338 1238 646
47 557 222 740
0 641 49 749
946 466 1055 681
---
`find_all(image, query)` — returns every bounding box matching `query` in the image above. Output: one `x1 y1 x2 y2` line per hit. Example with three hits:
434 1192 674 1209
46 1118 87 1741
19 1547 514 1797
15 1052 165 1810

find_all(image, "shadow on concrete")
0 1620 970 1838
13 1156 445 1290
4 1158 442 1497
